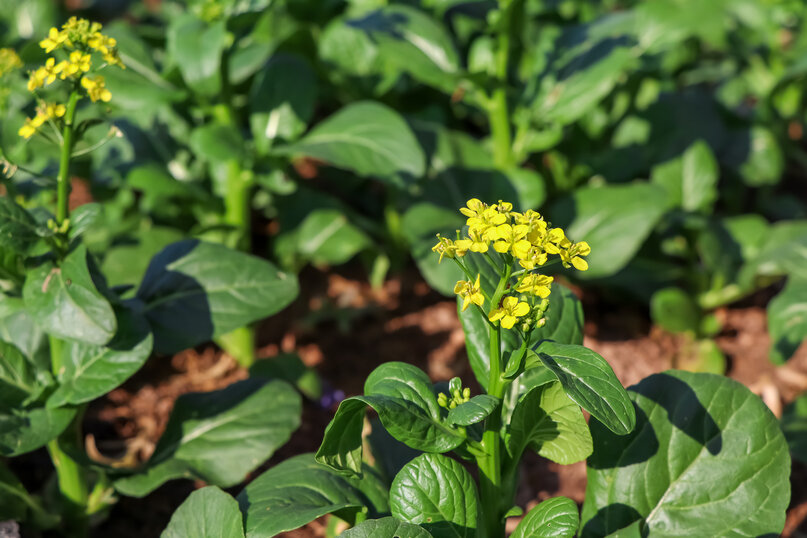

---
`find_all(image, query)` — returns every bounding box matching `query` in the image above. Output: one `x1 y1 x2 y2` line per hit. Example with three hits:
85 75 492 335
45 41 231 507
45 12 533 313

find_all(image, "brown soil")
23 265 807 537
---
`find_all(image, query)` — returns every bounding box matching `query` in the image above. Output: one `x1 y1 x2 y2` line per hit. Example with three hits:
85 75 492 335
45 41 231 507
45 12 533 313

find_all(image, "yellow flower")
88 32 116 55
39 27 70 53
433 235 467 263
63 51 92 78
459 198 487 220
515 274 553 298
541 227 566 255
43 102 66 118
0 48 22 77
455 227 489 253
488 296 531 329
560 241 591 271
18 102 67 139
27 58 61 91
81 75 111 102
518 246 548 270
454 274 484 312
491 223 531 259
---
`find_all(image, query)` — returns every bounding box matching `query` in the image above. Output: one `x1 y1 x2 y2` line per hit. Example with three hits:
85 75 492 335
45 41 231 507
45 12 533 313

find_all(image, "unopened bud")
462 388 470 400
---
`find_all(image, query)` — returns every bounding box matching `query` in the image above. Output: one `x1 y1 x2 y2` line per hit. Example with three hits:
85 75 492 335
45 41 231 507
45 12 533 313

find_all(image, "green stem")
476 262 513 537
48 336 88 535
488 1 514 169
56 91 80 225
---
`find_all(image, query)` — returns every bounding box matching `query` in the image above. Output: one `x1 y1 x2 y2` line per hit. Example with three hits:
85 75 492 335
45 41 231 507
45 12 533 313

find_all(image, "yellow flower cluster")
0 48 21 77
28 18 123 94
433 199 590 271
433 198 591 331
18 102 66 139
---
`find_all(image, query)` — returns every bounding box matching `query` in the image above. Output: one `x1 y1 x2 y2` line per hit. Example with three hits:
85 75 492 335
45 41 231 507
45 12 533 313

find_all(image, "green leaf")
295 209 371 267
0 405 76 456
0 196 39 254
0 300 47 367
549 183 668 279
101 227 186 289
460 283 583 390
537 342 635 435
340 517 433 537
581 371 790 537
649 287 700 334
238 454 371 537
276 101 425 181
137 240 298 354
447 395 499 426
511 497 579 538
317 363 464 477
737 126 784 187
47 306 153 407
23 245 116 345
114 379 300 497
161 486 244 538
250 53 317 152
651 140 718 213
768 277 807 364
249 353 322 400
348 6 460 93
0 461 28 520
0 340 43 408
390 453 479 538
506 381 593 465
68 203 102 240
741 220 807 282
167 14 226 96
402 202 463 296
189 123 247 165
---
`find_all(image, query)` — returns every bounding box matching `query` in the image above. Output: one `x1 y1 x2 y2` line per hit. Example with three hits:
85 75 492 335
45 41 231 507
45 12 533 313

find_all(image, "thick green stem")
48 336 88 535
488 1 514 169
56 91 80 224
476 263 513 537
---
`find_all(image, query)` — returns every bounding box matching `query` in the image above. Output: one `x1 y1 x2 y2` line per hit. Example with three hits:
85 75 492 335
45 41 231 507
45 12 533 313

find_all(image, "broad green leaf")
137 240 298 354
0 196 39 254
651 140 718 213
402 202 463 296
47 306 153 407
532 40 637 126
101 227 185 288
511 497 579 538
189 123 247 165
166 14 226 96
348 6 460 92
295 209 371 267
250 54 317 152
317 362 464 477
390 453 479 538
738 127 784 187
740 220 807 283
460 283 583 390
0 300 47 367
0 461 28 520
506 381 592 465
249 353 322 400
649 287 700 334
68 203 102 240
447 395 499 426
341 517 433 537
238 454 370 538
537 342 635 435
23 245 116 345
161 486 244 538
549 183 668 278
276 101 425 181
114 379 300 496
0 405 76 456
0 340 42 408
768 278 807 364
582 371 790 537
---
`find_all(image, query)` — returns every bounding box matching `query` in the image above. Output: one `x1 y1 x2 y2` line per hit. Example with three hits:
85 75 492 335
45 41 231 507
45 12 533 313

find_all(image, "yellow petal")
502 296 518 309
501 315 516 329
577 241 591 255
489 309 505 322
493 241 509 254
513 302 530 317
572 257 589 271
